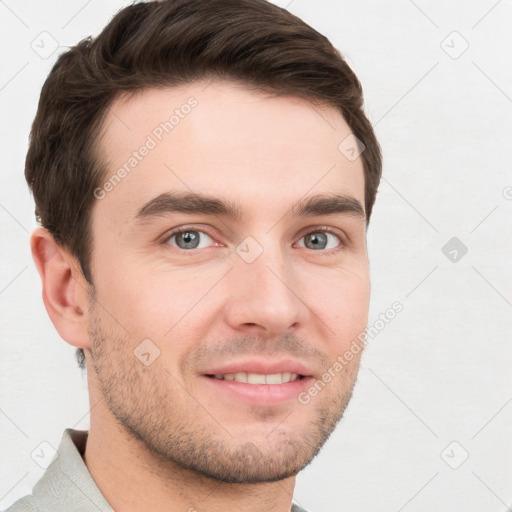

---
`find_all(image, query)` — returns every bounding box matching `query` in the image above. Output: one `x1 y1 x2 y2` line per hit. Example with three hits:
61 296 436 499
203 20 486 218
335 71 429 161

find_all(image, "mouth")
205 372 306 384
200 361 315 406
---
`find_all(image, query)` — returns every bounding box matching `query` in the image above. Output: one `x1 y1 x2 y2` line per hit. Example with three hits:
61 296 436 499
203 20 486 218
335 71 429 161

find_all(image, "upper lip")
202 358 314 377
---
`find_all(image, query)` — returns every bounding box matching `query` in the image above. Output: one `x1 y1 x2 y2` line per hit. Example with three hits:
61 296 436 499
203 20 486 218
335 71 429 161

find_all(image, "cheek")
94 258 223 342
312 265 370 344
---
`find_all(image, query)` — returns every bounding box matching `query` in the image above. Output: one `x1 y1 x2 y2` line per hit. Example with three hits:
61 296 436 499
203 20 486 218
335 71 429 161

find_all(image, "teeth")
234 372 247 383
212 372 301 384
248 373 266 384
265 373 284 384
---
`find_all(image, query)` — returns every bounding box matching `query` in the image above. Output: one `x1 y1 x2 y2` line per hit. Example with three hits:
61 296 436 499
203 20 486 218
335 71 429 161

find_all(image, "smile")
207 372 303 384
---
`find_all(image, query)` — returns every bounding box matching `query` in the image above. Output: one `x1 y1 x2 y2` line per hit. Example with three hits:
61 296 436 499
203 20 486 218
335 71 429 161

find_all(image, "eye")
165 229 214 250
162 227 343 252
296 229 342 251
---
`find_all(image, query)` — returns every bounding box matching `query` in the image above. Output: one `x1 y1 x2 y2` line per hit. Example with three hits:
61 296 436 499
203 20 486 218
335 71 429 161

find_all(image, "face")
86 80 369 483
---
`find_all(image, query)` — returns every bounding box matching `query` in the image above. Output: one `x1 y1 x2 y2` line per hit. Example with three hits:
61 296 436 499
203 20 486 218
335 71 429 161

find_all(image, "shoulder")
2 494 39 512
291 503 313 512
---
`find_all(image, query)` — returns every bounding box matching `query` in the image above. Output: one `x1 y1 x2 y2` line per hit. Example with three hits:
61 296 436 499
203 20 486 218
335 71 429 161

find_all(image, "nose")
222 240 310 336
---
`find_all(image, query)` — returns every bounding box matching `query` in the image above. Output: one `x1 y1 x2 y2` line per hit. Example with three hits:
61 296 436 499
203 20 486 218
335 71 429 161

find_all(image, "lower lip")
200 375 314 406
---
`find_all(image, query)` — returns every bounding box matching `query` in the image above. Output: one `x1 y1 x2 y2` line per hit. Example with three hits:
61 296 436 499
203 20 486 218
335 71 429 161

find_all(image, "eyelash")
161 226 346 254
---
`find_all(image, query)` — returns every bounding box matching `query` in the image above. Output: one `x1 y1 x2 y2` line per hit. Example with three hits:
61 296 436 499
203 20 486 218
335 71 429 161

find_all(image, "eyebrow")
134 191 365 223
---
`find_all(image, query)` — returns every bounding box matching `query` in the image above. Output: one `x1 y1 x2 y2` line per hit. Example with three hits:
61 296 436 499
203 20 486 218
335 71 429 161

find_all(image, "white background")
1 1 511 511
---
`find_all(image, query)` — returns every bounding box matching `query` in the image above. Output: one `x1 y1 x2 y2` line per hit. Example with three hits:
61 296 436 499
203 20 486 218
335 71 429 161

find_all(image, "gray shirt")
3 429 310 512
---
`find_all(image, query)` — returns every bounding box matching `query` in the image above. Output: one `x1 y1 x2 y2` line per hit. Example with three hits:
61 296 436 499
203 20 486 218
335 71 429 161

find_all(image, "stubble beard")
87 303 360 484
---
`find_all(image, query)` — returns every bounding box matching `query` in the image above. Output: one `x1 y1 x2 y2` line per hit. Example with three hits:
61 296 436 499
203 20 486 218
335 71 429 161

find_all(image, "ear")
30 227 91 350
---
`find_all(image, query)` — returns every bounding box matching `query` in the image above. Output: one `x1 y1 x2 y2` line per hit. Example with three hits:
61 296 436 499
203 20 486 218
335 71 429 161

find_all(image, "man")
5 0 381 510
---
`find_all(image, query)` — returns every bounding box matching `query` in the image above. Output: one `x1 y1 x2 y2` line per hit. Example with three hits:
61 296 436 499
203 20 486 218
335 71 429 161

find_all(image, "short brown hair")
26 0 382 371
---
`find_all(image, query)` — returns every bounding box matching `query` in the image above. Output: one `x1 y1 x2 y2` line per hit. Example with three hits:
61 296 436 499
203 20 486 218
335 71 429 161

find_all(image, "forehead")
93 80 365 224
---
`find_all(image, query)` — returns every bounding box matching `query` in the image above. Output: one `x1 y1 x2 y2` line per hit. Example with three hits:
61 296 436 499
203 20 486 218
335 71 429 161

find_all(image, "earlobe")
30 227 91 350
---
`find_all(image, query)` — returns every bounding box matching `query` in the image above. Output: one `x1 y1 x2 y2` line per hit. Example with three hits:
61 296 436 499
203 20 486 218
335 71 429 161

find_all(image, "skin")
31 79 370 512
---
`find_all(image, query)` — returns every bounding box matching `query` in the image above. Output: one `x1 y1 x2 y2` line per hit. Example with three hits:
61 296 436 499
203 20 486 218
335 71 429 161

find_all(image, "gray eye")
299 232 340 251
167 230 213 250
304 233 327 250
